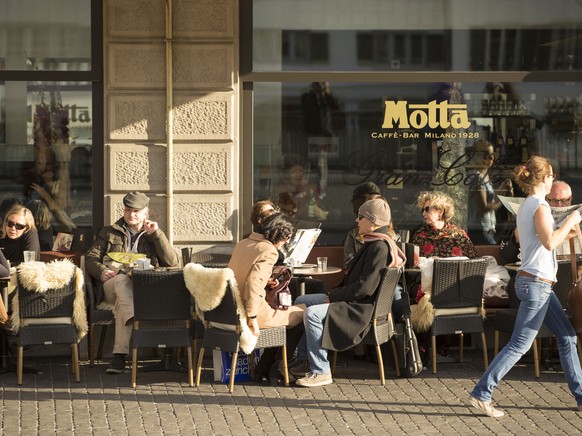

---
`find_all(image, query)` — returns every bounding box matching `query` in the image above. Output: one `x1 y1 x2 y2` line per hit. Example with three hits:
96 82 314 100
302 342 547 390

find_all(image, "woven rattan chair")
13 260 85 385
81 256 114 367
131 270 193 388
183 249 231 269
430 257 489 374
494 261 579 377
193 272 288 393
330 267 402 384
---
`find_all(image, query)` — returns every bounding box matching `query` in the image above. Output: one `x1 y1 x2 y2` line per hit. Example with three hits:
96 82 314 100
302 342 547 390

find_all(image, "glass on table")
317 257 328 271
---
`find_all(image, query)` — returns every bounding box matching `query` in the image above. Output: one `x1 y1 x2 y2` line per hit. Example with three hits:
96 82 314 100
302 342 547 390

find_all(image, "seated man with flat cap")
85 191 178 374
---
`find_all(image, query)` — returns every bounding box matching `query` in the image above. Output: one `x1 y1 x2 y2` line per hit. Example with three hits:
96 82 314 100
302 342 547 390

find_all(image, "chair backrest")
188 251 231 269
17 270 76 319
371 267 402 323
431 257 488 309
132 270 191 321
554 260 575 307
201 280 240 325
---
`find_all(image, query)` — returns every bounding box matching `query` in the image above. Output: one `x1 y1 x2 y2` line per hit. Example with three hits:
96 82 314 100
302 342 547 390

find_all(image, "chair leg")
431 335 437 374
459 333 464 363
187 346 193 387
195 347 205 387
331 351 337 374
17 345 23 385
89 324 95 366
132 348 138 388
494 331 500 357
72 343 80 382
532 339 540 378
97 325 108 360
281 345 289 387
390 338 400 377
229 351 238 394
480 332 489 369
376 344 385 386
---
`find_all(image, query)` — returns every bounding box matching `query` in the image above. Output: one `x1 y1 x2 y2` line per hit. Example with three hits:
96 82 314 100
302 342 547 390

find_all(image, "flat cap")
123 191 149 210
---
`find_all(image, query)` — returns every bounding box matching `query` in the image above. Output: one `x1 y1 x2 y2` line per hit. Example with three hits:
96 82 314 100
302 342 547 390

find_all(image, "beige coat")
228 232 304 328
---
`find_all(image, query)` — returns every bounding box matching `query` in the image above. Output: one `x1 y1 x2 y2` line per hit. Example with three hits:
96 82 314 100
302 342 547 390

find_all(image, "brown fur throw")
11 259 88 341
183 263 258 354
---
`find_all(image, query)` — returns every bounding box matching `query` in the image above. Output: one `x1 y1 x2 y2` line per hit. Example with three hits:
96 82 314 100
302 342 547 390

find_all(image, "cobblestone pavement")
1 350 581 435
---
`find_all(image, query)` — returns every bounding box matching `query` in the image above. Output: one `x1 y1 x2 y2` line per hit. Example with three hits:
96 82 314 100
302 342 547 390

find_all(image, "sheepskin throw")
183 263 258 354
11 259 88 341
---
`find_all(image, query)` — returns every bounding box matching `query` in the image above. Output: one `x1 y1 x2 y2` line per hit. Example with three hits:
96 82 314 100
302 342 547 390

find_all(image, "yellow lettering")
382 101 409 128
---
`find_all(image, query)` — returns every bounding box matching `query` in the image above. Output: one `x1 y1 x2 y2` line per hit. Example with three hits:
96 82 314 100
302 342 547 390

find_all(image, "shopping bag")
213 349 261 383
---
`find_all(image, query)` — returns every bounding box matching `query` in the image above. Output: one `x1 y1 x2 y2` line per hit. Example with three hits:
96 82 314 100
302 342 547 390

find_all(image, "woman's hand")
267 277 279 289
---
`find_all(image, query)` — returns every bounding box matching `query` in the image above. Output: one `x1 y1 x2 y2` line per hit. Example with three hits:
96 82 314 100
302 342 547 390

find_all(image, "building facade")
1 0 581 253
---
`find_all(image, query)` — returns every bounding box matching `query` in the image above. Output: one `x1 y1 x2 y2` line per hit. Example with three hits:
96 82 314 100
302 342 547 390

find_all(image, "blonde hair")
514 156 551 194
417 191 455 223
1 204 37 238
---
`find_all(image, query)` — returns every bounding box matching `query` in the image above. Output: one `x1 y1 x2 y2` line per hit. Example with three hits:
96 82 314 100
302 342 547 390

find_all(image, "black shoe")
106 354 127 374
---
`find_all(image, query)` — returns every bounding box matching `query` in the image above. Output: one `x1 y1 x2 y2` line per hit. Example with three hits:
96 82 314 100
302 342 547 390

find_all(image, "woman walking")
469 156 582 417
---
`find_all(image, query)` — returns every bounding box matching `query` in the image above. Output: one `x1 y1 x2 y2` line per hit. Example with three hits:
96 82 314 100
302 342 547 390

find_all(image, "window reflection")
0 82 93 246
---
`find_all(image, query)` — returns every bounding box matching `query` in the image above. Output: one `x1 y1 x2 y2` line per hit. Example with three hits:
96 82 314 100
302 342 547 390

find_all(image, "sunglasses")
422 206 435 214
6 220 26 230
483 153 494 160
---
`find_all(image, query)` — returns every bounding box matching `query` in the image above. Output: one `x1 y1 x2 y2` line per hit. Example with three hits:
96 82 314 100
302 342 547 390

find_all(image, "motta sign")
382 100 471 130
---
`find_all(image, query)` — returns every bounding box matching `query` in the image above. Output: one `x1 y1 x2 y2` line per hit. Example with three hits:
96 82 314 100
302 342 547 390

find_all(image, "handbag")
265 266 293 310
568 233 582 334
396 273 423 377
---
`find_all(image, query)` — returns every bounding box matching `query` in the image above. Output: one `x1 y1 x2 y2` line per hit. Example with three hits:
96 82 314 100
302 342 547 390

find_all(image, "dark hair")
257 212 295 245
250 200 277 228
351 182 381 213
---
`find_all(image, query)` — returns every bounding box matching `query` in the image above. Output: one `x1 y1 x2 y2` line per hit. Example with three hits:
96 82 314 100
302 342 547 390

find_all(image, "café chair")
130 269 194 388
81 256 115 367
429 257 489 374
330 267 402 385
494 261 579 377
184 264 288 393
11 259 87 385
182 248 231 269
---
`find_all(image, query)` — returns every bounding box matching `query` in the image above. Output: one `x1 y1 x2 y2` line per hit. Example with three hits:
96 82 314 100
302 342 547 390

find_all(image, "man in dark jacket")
293 199 400 387
85 191 178 374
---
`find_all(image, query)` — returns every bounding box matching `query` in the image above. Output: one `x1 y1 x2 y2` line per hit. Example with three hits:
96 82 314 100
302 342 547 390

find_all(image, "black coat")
322 239 392 351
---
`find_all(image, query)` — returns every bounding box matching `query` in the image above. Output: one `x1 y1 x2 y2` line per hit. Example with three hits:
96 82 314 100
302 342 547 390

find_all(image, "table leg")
142 348 187 373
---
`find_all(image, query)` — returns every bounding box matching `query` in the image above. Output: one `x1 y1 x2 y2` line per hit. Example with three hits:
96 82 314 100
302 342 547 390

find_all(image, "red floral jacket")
412 223 477 259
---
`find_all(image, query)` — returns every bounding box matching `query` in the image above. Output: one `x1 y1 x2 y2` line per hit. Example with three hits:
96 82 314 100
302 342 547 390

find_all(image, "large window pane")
0 81 93 247
252 81 582 245
0 0 91 71
252 0 582 72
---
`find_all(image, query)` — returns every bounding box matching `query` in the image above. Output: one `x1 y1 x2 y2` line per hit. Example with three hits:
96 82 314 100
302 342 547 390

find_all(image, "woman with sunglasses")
0 204 40 265
467 140 512 244
412 191 477 258
469 156 582 418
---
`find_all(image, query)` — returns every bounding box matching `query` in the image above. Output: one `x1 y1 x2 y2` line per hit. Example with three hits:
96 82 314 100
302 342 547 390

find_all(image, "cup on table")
317 256 328 271
135 258 151 270
23 250 36 263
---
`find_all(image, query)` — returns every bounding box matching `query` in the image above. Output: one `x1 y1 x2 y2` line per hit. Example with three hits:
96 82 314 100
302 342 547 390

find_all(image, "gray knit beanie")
358 198 391 227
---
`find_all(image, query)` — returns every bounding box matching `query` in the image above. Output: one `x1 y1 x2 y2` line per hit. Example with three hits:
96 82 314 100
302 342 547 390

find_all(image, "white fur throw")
11 259 88 341
183 263 258 354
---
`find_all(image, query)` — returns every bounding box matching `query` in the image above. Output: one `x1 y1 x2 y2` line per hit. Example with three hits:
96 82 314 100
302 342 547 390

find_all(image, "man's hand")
247 317 259 337
101 269 117 283
143 220 159 234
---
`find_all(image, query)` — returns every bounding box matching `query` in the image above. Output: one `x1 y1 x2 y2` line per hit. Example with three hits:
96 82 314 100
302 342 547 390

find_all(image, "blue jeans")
471 275 582 405
294 293 331 374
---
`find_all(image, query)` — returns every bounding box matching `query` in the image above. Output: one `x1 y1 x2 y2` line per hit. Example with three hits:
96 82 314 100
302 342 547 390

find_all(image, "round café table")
292 265 342 296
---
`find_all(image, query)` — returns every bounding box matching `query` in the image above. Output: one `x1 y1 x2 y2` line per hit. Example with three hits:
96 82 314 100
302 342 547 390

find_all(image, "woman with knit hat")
292 198 405 387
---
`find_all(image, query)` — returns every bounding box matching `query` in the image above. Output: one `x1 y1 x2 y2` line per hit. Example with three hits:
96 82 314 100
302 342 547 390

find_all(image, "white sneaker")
468 395 504 418
296 371 333 387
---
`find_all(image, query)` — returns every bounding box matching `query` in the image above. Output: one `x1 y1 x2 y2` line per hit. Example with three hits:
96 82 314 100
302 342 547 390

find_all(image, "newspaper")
498 195 582 226
284 228 322 266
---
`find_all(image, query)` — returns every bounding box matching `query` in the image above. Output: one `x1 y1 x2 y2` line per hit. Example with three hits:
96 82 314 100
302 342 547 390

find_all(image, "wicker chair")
182 249 231 269
494 261 579 377
131 270 193 388
13 260 85 385
429 257 489 374
330 267 402 384
81 256 114 367
193 271 288 393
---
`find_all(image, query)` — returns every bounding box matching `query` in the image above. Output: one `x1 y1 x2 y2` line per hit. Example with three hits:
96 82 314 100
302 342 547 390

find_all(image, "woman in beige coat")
228 212 305 382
